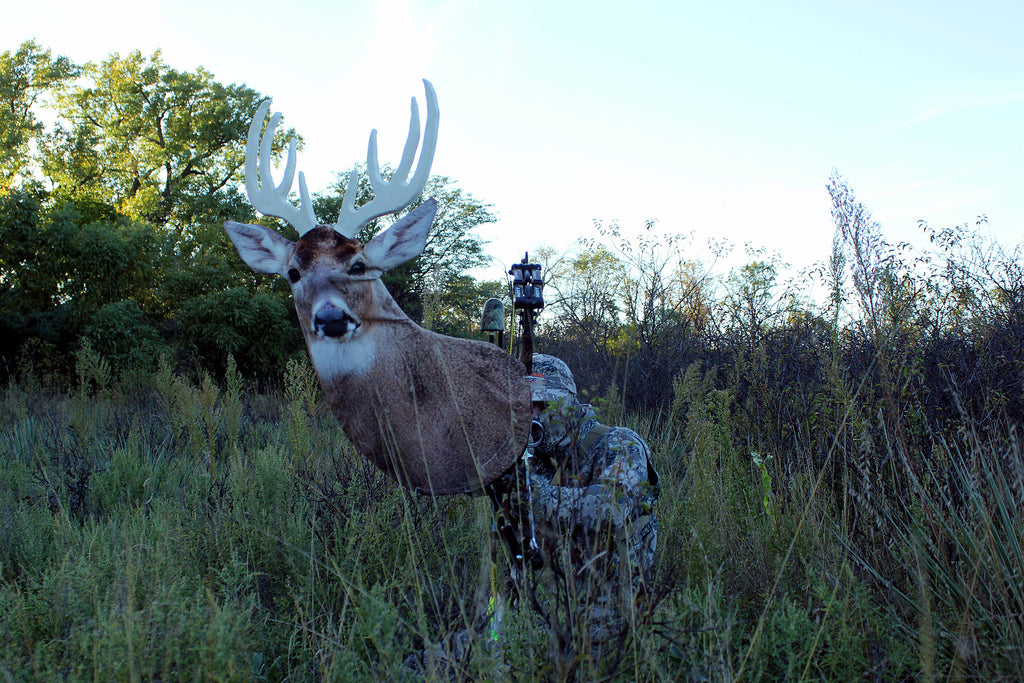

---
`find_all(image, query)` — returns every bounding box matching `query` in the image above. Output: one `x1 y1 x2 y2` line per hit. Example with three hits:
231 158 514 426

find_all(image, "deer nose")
313 305 360 338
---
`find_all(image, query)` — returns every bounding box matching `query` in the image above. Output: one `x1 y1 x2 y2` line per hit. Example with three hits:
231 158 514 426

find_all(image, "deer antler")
244 81 439 238
334 79 439 238
245 100 318 234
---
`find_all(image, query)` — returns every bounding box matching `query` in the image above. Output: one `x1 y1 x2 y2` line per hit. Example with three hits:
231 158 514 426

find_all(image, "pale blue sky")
5 0 1023 284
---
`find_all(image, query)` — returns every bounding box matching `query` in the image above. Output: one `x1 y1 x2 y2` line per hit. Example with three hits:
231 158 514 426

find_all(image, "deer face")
290 227 367 340
224 199 436 375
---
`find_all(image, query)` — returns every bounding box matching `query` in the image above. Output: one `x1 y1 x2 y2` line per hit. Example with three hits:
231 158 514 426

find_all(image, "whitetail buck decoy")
224 81 530 494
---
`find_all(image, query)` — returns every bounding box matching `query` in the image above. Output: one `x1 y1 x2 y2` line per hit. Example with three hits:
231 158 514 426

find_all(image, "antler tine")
368 96 420 188
334 80 439 238
245 100 317 235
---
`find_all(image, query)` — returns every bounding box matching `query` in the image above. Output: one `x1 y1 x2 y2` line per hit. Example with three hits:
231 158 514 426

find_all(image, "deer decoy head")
224 81 530 494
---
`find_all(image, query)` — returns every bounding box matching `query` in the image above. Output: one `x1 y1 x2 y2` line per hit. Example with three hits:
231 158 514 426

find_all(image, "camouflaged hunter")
516 354 660 642
403 355 660 676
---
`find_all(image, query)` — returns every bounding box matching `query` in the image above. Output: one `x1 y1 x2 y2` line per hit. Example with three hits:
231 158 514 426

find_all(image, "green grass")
1 356 1022 681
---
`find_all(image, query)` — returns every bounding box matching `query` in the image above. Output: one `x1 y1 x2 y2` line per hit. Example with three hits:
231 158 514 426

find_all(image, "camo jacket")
520 404 659 601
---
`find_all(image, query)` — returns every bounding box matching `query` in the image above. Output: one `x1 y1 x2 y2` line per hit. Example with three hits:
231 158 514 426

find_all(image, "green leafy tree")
0 187 300 379
167 222 301 376
0 40 79 190
422 276 505 339
84 299 167 375
42 50 268 230
174 287 299 377
0 192 167 317
0 190 175 376
544 244 627 355
724 258 784 342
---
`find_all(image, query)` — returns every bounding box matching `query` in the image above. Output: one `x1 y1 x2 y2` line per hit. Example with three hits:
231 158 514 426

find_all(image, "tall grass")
2 343 1023 680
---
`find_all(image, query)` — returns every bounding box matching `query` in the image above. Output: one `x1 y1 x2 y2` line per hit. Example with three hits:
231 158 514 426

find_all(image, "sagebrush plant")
73 338 111 398
223 354 244 458
283 356 320 465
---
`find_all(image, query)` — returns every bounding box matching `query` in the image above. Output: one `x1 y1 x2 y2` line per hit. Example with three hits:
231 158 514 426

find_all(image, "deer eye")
348 262 366 275
288 268 301 284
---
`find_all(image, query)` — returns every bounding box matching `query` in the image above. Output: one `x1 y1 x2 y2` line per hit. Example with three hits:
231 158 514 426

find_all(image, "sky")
5 0 1023 290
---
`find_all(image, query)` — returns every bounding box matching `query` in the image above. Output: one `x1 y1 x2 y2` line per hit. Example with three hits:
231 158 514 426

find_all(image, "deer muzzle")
313 304 360 338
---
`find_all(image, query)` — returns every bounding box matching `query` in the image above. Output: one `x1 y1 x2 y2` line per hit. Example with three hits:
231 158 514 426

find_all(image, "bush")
174 287 301 378
84 299 167 379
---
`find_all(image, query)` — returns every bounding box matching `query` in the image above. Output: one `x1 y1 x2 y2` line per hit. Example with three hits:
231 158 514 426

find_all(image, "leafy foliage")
174 287 301 377
42 49 266 230
83 299 166 376
0 41 78 190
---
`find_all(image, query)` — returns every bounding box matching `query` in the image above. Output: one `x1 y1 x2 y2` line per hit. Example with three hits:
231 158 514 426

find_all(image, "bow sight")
508 253 543 375
509 253 544 311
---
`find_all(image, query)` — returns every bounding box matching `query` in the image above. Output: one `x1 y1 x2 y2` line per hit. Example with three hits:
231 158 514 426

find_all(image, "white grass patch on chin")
308 333 376 379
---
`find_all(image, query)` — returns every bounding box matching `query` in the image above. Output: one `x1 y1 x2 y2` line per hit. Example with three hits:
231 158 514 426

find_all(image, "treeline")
0 41 499 382
540 170 1023 446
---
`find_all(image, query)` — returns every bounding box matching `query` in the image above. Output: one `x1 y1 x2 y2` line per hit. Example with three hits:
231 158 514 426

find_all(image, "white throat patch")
308 333 376 379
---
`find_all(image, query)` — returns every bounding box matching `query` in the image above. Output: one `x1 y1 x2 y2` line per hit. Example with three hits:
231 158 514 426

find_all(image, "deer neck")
306 301 531 494
309 311 457 483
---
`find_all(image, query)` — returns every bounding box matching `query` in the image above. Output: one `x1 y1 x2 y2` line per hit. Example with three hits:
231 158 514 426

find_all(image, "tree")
422 276 505 339
544 244 627 355
538 220 726 411
723 258 786 342
42 50 268 230
673 258 716 337
0 41 78 190
0 192 167 317
0 190 177 376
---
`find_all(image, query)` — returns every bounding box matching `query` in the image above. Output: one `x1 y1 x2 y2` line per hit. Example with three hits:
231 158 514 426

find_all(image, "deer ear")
224 221 294 277
362 199 437 271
